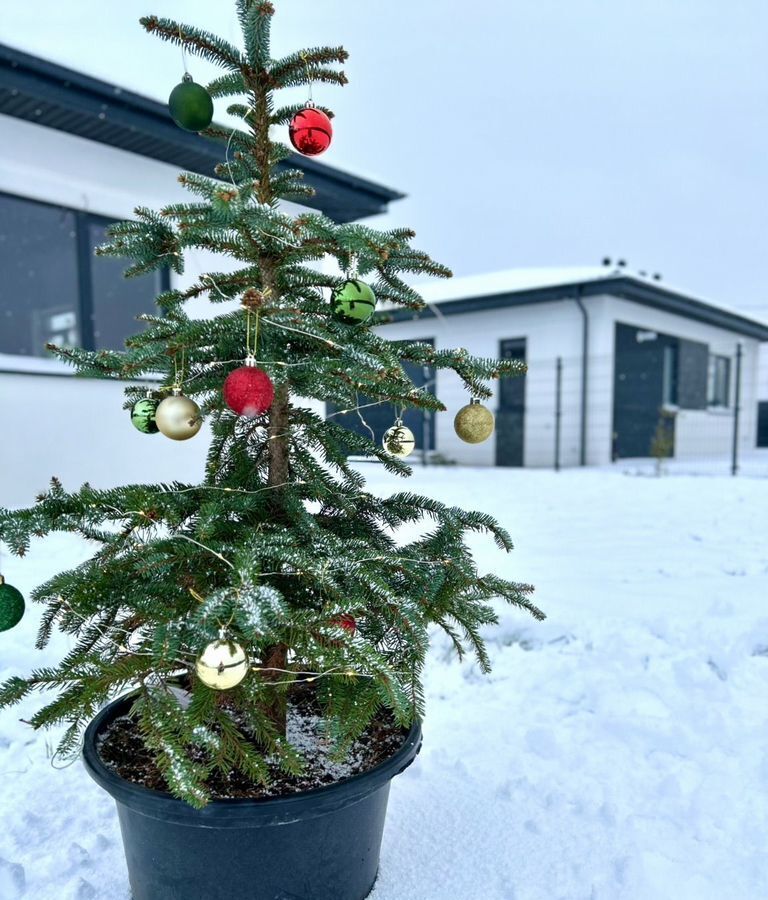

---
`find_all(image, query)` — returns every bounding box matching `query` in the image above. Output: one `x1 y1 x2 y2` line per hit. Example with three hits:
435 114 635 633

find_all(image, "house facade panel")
595 295 761 466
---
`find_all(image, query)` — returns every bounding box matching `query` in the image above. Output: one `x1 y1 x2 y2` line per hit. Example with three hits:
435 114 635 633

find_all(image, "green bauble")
0 578 25 632
168 76 214 132
131 398 159 434
331 279 377 325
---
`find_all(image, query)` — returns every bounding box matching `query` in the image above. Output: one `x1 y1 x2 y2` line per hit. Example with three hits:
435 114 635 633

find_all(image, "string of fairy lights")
0 52 493 695
0 255 474 690
65 475 454 691
53 589 417 691
0 17 521 815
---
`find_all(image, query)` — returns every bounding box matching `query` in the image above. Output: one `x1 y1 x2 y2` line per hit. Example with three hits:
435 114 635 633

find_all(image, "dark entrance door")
496 338 526 467
612 323 677 459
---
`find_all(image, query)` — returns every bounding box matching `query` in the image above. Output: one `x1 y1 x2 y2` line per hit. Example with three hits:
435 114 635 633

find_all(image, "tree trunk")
253 68 290 734
261 363 291 732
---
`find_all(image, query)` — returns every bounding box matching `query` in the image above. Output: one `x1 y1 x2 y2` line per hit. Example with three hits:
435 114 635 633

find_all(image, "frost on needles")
0 0 541 808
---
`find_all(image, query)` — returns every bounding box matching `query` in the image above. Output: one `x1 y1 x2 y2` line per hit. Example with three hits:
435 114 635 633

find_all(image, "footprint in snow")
0 858 26 898
74 878 98 899
67 843 90 867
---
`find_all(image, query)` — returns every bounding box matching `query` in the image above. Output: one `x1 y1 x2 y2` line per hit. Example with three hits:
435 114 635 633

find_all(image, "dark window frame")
661 343 679 406
707 354 731 408
0 189 169 356
757 401 768 448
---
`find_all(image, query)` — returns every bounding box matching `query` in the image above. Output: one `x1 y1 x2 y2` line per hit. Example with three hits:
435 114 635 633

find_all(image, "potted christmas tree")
0 3 541 898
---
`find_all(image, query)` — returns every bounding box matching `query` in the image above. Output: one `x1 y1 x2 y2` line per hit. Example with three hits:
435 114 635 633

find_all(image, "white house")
362 265 768 468
0 43 403 508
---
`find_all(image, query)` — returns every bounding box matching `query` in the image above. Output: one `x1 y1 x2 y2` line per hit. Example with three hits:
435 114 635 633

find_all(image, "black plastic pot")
82 694 422 900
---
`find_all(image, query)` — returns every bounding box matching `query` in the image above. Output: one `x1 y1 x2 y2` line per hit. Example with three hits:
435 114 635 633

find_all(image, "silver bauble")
195 639 249 690
155 392 202 441
382 423 416 458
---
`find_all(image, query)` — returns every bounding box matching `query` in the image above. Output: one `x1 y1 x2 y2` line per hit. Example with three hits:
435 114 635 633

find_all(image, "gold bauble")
454 400 495 444
195 639 249 690
155 392 202 441
382 423 416 458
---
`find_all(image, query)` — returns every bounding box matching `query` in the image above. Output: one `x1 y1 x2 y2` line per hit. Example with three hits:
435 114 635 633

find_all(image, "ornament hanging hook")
173 346 186 391
225 127 239 190
300 52 314 105
178 23 190 77
355 391 376 443
348 252 359 280
245 308 261 362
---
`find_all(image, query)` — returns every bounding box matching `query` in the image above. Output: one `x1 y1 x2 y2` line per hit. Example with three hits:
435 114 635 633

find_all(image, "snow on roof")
414 266 768 330
415 266 615 304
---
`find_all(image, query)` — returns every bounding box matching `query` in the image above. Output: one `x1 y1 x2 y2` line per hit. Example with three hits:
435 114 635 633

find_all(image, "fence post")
554 357 562 471
731 342 742 476
421 364 430 467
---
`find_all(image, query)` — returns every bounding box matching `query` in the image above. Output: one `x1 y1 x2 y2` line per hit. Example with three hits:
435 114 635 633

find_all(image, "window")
661 344 679 406
758 402 768 448
707 355 730 407
0 191 168 358
0 194 80 355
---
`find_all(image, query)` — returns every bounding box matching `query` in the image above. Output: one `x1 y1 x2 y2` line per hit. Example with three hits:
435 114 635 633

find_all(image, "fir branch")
206 71 248 98
270 46 349 86
140 16 246 71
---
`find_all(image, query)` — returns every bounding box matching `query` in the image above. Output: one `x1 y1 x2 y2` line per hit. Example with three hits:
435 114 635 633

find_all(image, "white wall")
0 365 214 507
759 345 768 401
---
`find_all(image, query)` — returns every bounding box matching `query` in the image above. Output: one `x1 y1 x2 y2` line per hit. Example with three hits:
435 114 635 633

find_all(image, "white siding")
0 367 214 506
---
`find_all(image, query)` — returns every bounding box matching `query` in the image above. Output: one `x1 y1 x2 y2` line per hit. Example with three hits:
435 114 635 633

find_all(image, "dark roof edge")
0 41 404 222
382 276 768 341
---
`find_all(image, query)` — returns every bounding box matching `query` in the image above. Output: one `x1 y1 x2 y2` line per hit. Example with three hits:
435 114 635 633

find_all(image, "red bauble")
289 107 333 156
332 614 357 634
223 365 274 417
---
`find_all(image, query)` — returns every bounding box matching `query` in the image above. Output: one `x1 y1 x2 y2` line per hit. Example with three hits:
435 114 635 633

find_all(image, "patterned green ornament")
131 397 159 435
331 279 377 325
168 75 214 132
0 577 25 632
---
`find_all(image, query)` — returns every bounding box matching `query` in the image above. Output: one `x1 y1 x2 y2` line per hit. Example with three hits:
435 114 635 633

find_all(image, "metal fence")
401 342 768 476
545 345 750 476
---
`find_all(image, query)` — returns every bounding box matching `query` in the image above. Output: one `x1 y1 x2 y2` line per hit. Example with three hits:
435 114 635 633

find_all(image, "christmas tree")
0 0 541 807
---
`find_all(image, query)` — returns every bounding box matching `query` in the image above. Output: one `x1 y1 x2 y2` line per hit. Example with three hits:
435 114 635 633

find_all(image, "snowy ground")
1 466 767 900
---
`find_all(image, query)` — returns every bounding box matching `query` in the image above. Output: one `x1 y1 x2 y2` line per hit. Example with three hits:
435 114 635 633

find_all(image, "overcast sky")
4 0 767 318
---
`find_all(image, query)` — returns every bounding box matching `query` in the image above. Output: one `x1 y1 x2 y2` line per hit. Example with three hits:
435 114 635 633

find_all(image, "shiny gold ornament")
195 638 249 690
454 399 495 444
382 421 416 458
155 390 202 441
